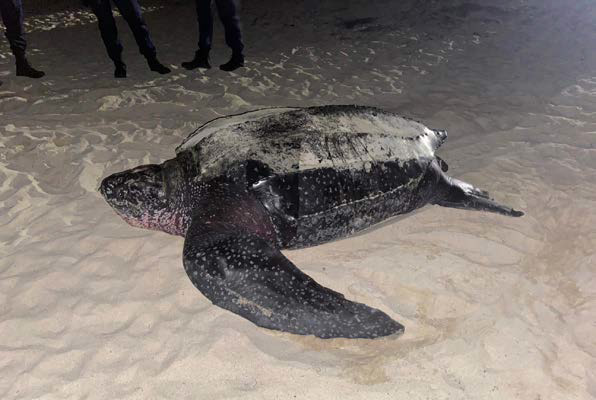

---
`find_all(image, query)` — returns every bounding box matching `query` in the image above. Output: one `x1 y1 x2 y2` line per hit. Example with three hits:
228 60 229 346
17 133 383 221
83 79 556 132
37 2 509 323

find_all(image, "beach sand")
1 0 595 398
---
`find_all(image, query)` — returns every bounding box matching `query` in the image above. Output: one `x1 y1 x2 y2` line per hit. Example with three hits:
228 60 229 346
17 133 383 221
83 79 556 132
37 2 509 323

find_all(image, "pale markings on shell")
177 107 299 151
175 107 446 180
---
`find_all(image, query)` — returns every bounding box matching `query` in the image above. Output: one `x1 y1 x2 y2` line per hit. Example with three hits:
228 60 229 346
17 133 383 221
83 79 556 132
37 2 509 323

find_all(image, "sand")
1 0 595 398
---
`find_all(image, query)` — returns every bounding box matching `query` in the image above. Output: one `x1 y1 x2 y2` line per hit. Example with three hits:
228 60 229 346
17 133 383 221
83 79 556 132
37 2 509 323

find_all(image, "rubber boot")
181 48 211 70
219 52 244 72
16 56 45 79
114 61 127 78
146 56 171 74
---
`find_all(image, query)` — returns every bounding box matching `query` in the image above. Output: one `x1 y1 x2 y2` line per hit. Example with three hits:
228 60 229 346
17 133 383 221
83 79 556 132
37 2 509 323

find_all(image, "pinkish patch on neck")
121 210 190 236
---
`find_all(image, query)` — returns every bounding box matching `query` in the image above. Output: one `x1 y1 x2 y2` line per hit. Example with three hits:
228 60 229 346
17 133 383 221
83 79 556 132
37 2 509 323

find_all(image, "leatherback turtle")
99 105 523 339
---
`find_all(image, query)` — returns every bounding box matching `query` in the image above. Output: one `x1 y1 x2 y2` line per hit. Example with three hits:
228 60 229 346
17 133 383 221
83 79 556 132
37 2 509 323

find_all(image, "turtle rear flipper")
182 187 404 339
431 162 524 217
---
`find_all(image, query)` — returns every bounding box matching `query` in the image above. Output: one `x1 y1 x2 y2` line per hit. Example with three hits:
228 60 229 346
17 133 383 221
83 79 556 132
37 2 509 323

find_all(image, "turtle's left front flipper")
182 197 404 339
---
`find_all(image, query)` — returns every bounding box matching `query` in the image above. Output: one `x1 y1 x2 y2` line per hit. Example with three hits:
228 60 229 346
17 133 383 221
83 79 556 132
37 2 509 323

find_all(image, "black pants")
0 0 26 58
90 0 156 63
196 0 243 54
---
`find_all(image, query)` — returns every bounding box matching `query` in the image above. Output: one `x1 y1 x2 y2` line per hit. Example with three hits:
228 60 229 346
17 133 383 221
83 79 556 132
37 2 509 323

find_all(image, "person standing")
181 0 244 72
84 0 170 78
0 0 45 80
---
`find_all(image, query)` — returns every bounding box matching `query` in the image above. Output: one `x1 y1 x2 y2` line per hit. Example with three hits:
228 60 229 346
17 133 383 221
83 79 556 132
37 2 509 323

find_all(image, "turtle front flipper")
182 188 404 339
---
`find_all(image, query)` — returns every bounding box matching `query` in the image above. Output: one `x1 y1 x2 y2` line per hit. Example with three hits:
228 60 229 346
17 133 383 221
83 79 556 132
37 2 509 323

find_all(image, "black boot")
219 53 244 72
181 49 211 70
114 61 127 78
16 57 45 79
146 56 171 75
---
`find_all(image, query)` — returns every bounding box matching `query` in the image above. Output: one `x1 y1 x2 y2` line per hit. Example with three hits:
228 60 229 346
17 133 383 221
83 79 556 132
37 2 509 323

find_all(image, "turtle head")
99 163 186 234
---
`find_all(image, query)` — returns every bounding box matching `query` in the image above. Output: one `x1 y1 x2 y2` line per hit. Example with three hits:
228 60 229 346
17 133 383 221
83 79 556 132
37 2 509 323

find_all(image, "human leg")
215 0 244 71
0 0 44 78
182 0 213 70
113 0 170 74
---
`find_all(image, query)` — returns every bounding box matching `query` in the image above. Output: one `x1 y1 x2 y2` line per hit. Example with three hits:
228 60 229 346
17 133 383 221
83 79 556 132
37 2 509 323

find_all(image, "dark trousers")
196 0 243 54
90 0 156 63
0 0 26 58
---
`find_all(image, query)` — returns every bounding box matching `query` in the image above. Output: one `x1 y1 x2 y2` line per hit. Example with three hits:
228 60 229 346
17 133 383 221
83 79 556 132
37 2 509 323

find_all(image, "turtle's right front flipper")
183 216 404 339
